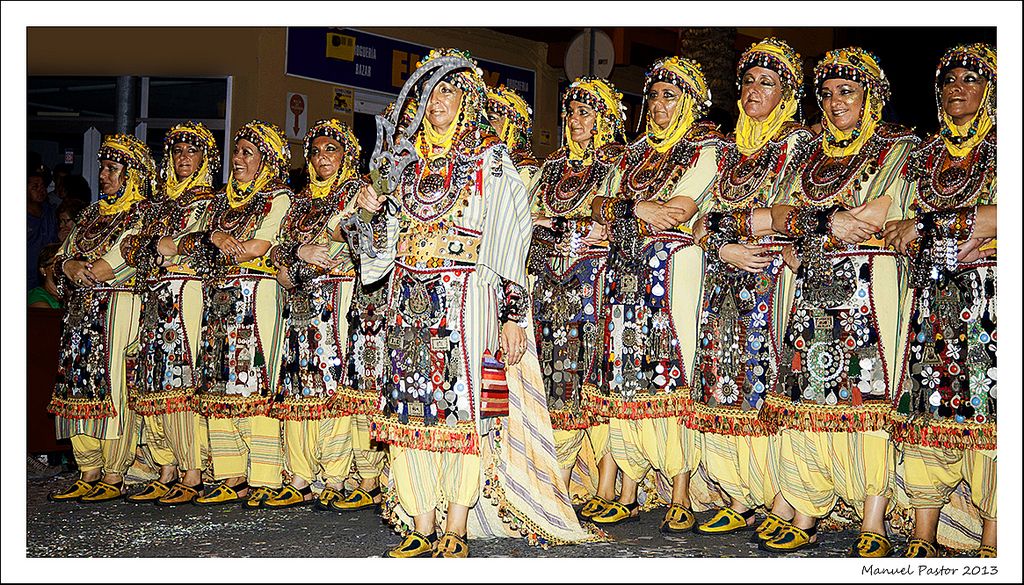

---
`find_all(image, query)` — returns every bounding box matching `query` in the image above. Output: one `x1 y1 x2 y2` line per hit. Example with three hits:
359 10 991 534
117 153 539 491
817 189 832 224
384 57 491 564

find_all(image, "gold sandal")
384 531 437 558
314 486 344 511
752 513 791 543
850 531 893 558
263 484 314 509
48 479 97 502
695 507 755 535
660 503 696 533
193 481 249 506
591 500 639 525
126 479 177 503
433 531 470 558
904 538 938 558
156 483 204 506
329 486 381 512
760 524 818 553
579 495 611 519
80 480 124 503
243 485 279 509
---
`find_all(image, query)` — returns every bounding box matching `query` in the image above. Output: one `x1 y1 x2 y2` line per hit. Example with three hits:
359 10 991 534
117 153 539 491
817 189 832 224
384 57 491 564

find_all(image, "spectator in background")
48 163 74 206
56 198 88 243
27 171 57 289
28 243 62 309
63 174 94 205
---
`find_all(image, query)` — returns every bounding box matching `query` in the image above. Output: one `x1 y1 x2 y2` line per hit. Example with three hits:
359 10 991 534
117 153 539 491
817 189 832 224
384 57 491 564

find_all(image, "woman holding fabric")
47 134 156 503
487 84 541 188
762 48 919 556
184 120 292 508
119 122 219 505
884 43 997 558
260 119 366 509
356 48 589 558
587 56 722 531
529 77 626 515
689 38 813 539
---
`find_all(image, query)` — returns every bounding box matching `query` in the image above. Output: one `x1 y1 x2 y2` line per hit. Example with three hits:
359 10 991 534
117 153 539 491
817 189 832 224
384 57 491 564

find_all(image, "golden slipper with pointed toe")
193 481 249 506
329 487 381 512
752 513 791 543
126 479 177 503
48 479 98 502
695 507 755 535
156 483 204 506
579 496 611 519
79 481 124 503
384 531 437 558
850 531 893 558
660 503 696 533
903 538 938 558
433 531 470 558
314 486 343 511
243 486 278 509
590 500 640 525
760 524 818 553
263 484 314 509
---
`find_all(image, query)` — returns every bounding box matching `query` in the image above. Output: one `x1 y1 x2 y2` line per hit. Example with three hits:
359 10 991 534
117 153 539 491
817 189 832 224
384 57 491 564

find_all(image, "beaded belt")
398 233 481 266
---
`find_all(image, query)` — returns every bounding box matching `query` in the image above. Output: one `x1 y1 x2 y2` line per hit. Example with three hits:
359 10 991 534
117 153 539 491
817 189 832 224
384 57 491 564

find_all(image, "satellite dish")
564 28 615 80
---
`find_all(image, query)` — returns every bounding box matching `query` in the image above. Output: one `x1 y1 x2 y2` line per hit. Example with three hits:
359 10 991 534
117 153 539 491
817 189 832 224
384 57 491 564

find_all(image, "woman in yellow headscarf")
884 43 997 558
529 77 627 514
260 119 367 509
487 84 541 189
762 48 919 556
47 134 156 503
587 56 722 531
184 120 293 508
116 122 220 506
689 37 813 539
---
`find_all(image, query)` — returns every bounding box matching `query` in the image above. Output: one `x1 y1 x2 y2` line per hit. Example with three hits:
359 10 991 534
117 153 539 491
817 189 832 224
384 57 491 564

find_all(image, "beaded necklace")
621 138 695 202
211 187 274 239
800 135 883 206
715 140 781 209
70 204 134 258
403 129 478 223
916 137 995 212
537 150 611 216
285 179 359 245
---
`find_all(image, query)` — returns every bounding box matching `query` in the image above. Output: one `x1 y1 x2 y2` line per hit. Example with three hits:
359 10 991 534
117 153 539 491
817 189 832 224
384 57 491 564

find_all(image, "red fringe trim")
330 386 379 417
890 415 996 451
686 403 772 436
47 396 117 420
582 386 691 420
190 394 271 419
128 391 192 416
268 397 335 421
759 393 891 434
369 416 479 455
548 408 594 431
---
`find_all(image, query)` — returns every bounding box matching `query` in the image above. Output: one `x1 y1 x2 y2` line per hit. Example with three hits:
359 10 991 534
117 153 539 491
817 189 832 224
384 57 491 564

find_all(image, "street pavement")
29 471 875 559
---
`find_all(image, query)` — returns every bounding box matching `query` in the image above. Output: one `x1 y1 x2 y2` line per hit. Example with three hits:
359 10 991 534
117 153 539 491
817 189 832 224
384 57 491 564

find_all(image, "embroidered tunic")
762 124 918 433
188 181 291 418
362 130 532 454
119 186 216 416
690 123 811 435
588 122 721 420
48 202 142 439
891 131 996 450
271 178 364 420
529 143 623 430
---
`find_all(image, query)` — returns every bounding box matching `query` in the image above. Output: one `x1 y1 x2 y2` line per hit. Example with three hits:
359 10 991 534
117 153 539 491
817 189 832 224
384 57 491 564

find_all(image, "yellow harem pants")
702 432 778 510
70 409 141 476
552 423 610 471
353 414 387 480
776 428 893 519
142 412 208 471
207 415 283 488
283 417 354 485
390 445 480 516
900 444 996 520
608 416 700 482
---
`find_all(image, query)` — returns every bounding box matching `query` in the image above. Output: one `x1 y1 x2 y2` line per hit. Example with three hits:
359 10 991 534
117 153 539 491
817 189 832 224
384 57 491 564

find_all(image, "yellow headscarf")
814 47 891 158
161 121 220 200
96 133 157 215
487 84 533 152
561 77 627 165
303 118 360 199
935 43 996 157
642 56 712 153
413 48 489 161
734 37 804 155
227 120 290 207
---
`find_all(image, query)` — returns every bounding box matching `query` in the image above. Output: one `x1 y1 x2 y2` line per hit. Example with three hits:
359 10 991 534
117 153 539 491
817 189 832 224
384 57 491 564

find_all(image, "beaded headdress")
934 43 996 156
561 76 627 140
416 48 488 123
163 121 221 175
96 133 157 212
487 85 533 141
814 47 889 156
304 118 361 167
642 56 713 119
234 120 290 181
737 37 804 99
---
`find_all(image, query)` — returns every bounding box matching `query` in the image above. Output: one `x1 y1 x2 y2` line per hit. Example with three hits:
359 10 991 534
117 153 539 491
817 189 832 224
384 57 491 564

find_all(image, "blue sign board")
286 27 536 108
